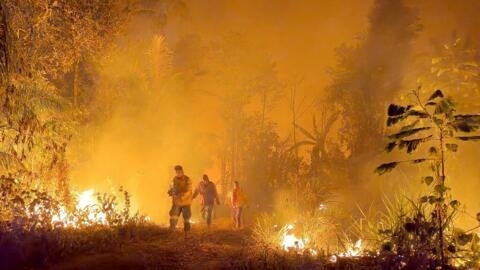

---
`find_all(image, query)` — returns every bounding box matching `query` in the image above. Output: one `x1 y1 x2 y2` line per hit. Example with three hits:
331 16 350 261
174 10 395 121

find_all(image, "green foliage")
4 0 127 78
0 78 78 207
352 194 480 269
419 37 480 111
376 89 480 266
375 162 398 175
378 88 480 174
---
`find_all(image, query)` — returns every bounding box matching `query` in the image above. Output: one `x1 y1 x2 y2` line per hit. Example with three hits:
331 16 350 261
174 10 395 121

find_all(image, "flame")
282 234 305 251
77 189 96 210
76 189 107 225
50 188 107 227
281 224 305 251
339 239 363 257
280 223 319 256
51 207 69 225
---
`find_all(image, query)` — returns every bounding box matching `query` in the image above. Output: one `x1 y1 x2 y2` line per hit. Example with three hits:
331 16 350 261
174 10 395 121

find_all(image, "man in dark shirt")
193 174 220 227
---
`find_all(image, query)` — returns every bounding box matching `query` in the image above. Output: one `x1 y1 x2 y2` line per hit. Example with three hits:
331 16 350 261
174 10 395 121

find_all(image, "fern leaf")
387 104 407 117
375 162 399 175
388 127 431 140
399 135 433 154
385 141 397 152
456 136 480 141
428 89 444 101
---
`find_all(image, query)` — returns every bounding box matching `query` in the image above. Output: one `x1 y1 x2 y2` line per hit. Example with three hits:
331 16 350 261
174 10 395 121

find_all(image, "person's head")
174 165 184 177
202 174 210 183
234 181 239 189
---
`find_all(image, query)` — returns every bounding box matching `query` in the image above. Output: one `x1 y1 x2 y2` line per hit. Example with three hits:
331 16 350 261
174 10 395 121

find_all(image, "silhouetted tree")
327 0 421 184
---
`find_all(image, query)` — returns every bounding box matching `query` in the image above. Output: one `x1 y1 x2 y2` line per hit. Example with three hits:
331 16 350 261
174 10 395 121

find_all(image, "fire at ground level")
35 221 374 270
1 184 476 269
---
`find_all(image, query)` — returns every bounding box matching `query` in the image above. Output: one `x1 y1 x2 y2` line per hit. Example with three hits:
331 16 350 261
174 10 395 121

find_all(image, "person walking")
230 181 247 229
168 165 193 234
193 174 220 227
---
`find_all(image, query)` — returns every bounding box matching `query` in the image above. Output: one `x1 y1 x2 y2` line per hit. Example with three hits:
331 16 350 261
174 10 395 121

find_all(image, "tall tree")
3 0 127 106
202 33 280 190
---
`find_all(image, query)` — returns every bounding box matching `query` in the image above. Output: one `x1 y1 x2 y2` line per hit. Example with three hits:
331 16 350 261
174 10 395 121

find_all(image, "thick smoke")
67 0 480 225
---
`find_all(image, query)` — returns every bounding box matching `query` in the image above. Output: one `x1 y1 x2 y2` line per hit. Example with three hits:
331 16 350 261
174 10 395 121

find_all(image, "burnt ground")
48 226 376 270
2 216 378 270
50 225 251 270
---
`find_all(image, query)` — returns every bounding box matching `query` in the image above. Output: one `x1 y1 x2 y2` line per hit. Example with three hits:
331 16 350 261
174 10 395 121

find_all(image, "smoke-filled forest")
0 0 480 269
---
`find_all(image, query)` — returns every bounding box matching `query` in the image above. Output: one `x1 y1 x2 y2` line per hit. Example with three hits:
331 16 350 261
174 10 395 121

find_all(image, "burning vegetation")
0 0 480 269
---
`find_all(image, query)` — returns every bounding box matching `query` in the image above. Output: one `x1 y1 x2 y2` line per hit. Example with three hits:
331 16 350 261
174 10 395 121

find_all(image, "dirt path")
51 228 251 270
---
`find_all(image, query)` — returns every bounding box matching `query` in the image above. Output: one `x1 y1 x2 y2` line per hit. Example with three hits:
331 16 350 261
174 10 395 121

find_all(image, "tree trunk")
291 88 299 207
291 87 298 167
73 61 80 107
438 130 446 265
0 1 10 80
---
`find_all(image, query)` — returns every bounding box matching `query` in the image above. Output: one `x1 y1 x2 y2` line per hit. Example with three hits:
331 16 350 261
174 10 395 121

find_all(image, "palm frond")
294 123 317 141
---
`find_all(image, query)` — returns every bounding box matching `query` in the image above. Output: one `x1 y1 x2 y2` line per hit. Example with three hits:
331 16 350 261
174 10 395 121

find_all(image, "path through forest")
51 227 251 270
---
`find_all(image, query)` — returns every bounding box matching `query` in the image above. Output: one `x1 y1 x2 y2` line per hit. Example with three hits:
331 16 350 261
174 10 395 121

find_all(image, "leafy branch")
376 88 480 266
